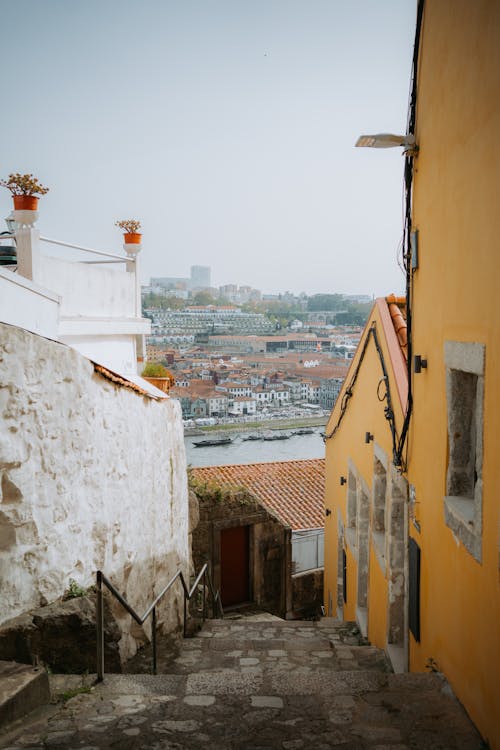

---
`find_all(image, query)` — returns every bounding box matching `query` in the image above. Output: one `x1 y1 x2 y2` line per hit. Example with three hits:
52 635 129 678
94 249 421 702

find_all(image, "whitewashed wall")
0 322 189 659
0 267 60 340
38 256 137 319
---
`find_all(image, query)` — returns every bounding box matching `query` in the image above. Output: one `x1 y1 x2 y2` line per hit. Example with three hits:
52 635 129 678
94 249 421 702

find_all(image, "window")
444 341 485 562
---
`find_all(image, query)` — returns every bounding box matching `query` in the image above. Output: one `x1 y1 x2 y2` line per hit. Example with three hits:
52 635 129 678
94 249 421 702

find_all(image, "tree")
191 291 217 306
307 294 344 312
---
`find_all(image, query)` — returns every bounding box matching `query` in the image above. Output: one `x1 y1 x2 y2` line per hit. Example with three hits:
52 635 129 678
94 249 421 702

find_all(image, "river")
185 428 326 467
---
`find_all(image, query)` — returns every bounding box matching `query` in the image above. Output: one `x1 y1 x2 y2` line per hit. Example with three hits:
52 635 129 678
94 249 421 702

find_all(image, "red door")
220 526 250 607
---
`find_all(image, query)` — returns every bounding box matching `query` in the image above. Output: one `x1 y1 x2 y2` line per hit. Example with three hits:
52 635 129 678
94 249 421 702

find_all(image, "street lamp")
4 212 16 234
355 133 418 155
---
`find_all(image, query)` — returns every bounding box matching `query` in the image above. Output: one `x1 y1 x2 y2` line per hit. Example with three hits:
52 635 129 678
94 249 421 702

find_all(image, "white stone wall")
0 268 60 340
38 256 137 319
0 322 189 658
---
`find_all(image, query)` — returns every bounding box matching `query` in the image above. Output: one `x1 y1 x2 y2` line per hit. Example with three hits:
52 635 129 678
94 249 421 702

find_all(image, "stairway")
0 616 482 749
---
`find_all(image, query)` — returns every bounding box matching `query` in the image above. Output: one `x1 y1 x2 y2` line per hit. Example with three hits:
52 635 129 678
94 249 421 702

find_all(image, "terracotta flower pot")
123 232 142 244
13 195 39 211
143 376 173 393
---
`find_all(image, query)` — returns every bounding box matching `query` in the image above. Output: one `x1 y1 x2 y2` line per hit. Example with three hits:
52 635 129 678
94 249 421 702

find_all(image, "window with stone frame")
444 341 485 563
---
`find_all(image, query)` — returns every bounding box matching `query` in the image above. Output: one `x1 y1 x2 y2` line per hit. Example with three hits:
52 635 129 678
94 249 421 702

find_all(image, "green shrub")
64 578 88 599
141 362 170 378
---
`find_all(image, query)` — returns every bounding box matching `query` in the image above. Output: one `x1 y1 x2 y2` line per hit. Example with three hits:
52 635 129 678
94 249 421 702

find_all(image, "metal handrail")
40 235 133 262
96 563 223 681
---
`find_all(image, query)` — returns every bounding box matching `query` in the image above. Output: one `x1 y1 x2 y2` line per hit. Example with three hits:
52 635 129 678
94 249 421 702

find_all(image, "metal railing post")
202 569 207 623
96 571 104 682
95 564 222 677
152 606 157 675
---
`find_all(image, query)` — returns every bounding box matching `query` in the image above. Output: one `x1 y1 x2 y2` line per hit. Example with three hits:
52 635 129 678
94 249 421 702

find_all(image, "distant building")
147 307 274 336
218 284 262 304
319 377 344 410
190 265 211 289
150 265 212 294
342 294 372 304
150 276 189 291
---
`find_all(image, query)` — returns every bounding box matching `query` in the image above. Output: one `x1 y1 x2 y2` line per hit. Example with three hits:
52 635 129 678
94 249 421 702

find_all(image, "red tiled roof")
385 294 408 360
169 385 191 397
191 459 325 530
376 297 408 410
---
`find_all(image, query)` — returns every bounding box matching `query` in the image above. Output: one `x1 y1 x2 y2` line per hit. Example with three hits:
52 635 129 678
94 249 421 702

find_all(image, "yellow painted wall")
324 300 405 653
409 1 500 744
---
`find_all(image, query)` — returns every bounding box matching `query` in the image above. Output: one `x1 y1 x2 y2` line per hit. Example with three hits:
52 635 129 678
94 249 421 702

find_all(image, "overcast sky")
1 0 416 296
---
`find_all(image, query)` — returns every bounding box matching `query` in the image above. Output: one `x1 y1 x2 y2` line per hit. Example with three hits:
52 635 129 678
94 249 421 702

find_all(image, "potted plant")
115 219 142 248
0 172 49 211
141 362 175 393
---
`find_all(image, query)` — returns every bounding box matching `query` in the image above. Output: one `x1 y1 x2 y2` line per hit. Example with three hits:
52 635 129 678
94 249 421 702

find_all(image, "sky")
0 0 416 297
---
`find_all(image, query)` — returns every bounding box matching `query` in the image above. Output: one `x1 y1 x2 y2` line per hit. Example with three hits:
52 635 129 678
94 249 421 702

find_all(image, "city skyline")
1 0 416 297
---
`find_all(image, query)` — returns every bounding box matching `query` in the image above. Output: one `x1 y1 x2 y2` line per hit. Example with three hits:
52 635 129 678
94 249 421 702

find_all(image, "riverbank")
185 426 326 467
184 415 327 437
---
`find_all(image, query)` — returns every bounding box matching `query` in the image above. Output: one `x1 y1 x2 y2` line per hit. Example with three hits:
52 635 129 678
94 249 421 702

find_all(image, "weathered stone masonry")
0 322 190 661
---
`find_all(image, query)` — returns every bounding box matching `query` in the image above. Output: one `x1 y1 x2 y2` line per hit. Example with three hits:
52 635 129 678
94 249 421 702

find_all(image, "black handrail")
96 563 223 681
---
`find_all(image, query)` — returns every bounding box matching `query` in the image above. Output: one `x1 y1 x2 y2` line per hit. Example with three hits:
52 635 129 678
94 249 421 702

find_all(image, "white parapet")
0 266 60 339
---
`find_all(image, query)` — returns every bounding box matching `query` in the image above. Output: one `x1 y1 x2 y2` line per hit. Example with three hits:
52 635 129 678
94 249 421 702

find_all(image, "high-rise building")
190 266 211 289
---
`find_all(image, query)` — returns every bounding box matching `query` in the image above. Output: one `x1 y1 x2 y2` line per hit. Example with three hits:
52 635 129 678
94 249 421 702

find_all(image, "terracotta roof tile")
385 294 408 360
93 364 162 399
191 459 325 530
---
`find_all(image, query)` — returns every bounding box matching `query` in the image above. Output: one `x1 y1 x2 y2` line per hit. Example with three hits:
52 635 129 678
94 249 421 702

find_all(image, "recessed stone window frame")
372 444 388 574
444 341 485 563
345 464 358 553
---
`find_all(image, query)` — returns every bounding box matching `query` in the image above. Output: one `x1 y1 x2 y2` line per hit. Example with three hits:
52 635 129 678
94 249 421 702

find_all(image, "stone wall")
191 484 291 618
0 323 189 662
291 569 324 620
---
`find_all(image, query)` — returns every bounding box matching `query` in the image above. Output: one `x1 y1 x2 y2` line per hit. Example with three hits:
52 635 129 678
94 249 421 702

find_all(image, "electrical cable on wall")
394 0 425 468
324 322 400 467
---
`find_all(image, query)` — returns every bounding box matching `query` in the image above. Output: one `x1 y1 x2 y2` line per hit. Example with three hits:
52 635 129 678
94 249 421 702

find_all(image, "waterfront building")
147 306 274 336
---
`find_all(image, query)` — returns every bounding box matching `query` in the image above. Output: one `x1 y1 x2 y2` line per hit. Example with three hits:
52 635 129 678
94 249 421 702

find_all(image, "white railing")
292 529 324 574
40 236 132 263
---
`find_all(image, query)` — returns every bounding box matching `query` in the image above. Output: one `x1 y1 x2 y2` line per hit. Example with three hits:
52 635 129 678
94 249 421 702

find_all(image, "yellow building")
323 297 409 672
407 0 500 744
325 1 500 745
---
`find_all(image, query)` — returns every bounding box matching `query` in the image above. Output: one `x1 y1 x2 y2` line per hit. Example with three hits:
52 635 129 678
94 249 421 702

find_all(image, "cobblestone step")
0 662 50 729
0 616 482 749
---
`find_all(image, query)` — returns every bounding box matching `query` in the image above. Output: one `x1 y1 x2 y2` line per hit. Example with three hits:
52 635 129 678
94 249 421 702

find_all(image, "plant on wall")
115 219 141 234
0 173 49 196
141 362 171 378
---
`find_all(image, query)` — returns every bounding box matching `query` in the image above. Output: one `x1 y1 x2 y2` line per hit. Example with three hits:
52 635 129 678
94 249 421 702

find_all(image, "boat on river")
262 431 291 441
242 433 263 441
292 428 314 435
193 437 233 448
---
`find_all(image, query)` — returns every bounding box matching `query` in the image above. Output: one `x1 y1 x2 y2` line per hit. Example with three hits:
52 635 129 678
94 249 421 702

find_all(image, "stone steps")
0 661 50 729
0 616 482 749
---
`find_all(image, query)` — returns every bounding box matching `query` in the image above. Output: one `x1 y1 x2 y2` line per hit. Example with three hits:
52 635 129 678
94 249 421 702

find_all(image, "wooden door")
220 525 250 607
